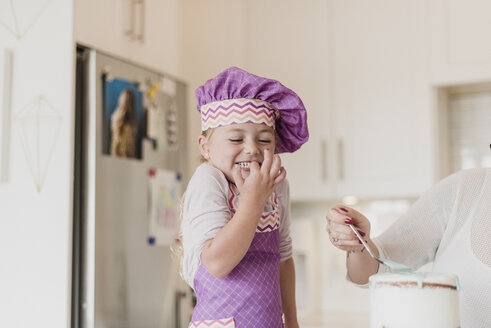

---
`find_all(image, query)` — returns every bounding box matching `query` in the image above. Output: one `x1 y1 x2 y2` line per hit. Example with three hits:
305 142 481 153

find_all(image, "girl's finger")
249 160 261 175
270 154 282 177
273 167 286 185
232 165 244 189
261 148 273 173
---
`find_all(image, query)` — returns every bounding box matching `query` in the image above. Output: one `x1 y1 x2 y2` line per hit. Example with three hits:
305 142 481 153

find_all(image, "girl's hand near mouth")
233 148 286 206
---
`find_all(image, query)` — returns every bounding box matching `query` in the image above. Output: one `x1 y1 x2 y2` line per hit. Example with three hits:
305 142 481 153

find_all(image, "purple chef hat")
195 66 309 153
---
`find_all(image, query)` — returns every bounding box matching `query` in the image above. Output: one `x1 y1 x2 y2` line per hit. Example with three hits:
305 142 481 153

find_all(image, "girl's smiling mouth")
235 161 262 169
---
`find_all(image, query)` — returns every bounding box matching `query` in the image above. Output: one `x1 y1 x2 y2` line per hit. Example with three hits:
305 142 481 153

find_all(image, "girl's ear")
197 135 210 159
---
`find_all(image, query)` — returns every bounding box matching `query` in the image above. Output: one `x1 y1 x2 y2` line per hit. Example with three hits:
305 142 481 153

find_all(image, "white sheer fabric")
375 168 491 327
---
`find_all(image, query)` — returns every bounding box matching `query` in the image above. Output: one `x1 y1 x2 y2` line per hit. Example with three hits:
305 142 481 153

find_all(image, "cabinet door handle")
338 138 344 181
124 0 134 37
321 139 328 182
134 0 145 42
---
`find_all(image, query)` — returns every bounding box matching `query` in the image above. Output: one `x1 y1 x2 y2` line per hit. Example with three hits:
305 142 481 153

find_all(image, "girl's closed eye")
258 132 274 144
228 137 243 143
258 139 272 144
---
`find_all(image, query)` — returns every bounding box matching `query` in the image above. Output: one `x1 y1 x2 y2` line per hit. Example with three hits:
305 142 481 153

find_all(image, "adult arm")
327 170 461 284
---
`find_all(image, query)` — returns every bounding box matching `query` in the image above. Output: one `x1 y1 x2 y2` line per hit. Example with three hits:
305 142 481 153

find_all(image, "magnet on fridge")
102 65 113 81
148 236 156 245
176 172 181 181
147 81 160 100
149 167 156 176
136 77 145 92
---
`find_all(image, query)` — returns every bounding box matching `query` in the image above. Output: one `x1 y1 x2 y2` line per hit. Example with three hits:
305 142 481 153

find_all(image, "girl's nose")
244 141 260 155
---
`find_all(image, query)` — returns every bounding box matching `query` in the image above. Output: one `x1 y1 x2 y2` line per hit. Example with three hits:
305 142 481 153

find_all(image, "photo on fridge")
102 77 144 159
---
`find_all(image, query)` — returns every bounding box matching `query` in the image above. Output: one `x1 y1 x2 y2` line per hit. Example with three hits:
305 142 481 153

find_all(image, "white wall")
0 0 74 327
180 0 248 171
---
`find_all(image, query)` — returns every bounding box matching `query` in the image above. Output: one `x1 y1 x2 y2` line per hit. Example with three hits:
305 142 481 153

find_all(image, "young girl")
181 67 308 328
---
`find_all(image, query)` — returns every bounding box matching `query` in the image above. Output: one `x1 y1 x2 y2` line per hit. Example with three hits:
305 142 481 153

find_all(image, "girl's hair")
199 128 215 163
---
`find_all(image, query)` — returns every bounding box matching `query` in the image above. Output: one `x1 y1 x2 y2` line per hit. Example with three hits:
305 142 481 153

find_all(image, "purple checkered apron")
189 184 284 328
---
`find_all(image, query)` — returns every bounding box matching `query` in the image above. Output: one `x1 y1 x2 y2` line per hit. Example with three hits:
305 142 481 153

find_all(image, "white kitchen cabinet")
129 0 181 75
428 0 491 85
248 0 435 200
232 0 436 201
75 0 181 75
243 0 336 201
326 0 434 199
75 0 134 59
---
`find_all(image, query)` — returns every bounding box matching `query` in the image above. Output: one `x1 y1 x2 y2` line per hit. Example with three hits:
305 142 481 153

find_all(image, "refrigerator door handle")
175 291 187 328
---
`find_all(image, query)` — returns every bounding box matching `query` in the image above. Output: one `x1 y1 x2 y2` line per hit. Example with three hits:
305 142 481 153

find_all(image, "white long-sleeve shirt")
181 163 293 288
373 168 491 327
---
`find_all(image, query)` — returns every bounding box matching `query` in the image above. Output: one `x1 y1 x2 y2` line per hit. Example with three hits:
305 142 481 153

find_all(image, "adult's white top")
373 168 491 327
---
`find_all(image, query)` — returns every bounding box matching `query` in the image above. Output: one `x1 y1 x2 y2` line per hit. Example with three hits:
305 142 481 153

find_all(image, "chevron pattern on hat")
200 98 278 131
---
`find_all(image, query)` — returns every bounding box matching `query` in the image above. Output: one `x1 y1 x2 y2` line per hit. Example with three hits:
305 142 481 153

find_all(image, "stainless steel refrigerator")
73 46 193 328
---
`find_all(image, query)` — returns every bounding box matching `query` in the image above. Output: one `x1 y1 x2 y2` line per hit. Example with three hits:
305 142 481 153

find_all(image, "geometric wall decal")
14 95 62 192
0 0 52 40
